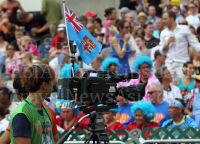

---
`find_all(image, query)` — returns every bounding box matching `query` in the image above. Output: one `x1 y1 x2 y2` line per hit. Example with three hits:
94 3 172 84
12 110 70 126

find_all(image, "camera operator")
9 64 56 144
148 83 170 126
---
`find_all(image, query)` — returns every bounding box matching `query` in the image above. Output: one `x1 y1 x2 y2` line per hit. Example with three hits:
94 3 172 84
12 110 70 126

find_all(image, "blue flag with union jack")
64 5 102 65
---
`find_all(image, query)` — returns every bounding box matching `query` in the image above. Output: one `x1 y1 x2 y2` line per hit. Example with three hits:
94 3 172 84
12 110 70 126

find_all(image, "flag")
64 5 102 65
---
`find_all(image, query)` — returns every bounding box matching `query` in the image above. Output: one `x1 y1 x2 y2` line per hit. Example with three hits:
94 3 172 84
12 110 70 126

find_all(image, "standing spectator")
153 50 166 73
0 0 24 25
86 23 95 36
0 104 9 133
104 8 117 45
49 28 67 57
91 55 103 71
126 100 159 136
148 83 170 126
146 6 158 30
155 66 182 103
5 44 21 73
111 20 131 74
174 61 195 100
93 18 106 43
160 11 200 79
144 22 160 49
147 0 166 17
0 87 17 120
162 99 197 127
41 0 63 38
119 7 130 20
86 11 97 23
5 65 22 93
11 29 24 51
79 16 88 27
186 76 200 116
118 56 160 100
4 24 16 43
17 11 50 44
19 36 40 57
172 5 184 24
0 30 8 56
153 18 164 39
186 3 200 30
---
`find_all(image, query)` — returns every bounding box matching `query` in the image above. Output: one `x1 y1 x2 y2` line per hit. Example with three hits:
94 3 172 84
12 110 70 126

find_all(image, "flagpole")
62 0 75 77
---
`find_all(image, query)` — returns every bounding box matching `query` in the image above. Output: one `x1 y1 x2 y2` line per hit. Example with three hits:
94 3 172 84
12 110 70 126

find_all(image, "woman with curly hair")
101 57 120 73
126 100 159 138
5 65 22 93
118 55 160 100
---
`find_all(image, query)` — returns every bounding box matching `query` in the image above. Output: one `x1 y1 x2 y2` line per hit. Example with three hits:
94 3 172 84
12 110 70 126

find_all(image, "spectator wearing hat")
119 0 137 18
86 11 97 23
119 7 130 20
126 100 159 137
101 57 120 74
56 100 89 131
57 23 65 35
41 0 63 38
162 98 197 127
146 6 158 30
144 22 160 49
0 87 17 120
31 56 42 64
5 43 21 73
17 11 50 45
135 12 147 36
155 66 182 103
186 75 200 116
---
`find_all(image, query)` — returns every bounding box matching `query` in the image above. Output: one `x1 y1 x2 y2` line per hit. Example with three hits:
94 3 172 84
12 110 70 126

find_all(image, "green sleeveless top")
10 100 55 144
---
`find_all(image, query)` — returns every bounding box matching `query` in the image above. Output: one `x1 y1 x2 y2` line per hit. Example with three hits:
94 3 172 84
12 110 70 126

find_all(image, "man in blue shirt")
146 6 158 30
162 99 197 127
0 54 4 73
148 83 170 126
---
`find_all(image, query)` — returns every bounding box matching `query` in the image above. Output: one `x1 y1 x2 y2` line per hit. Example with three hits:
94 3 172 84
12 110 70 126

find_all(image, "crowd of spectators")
0 0 200 142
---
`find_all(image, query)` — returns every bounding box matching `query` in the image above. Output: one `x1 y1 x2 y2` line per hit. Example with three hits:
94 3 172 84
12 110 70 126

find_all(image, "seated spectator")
0 13 19 34
60 62 80 78
146 6 158 30
101 105 124 135
4 24 16 43
0 30 8 56
101 57 120 74
155 66 182 103
144 22 160 49
94 32 107 49
0 103 9 132
118 56 160 101
56 101 88 131
5 65 22 93
31 57 42 65
19 36 40 57
153 18 164 39
119 7 130 20
86 22 95 36
91 55 103 71
115 85 134 127
49 28 67 58
126 100 159 137
17 11 50 44
0 87 17 120
20 52 33 69
93 17 106 36
172 5 184 24
0 54 4 73
5 43 21 73
162 99 197 127
174 61 195 100
186 76 200 115
79 15 88 27
0 0 24 25
148 83 170 126
100 46 111 60
153 50 166 73
134 35 150 57
178 19 188 25
50 41 69 59
136 12 147 36
11 29 24 51
189 47 200 75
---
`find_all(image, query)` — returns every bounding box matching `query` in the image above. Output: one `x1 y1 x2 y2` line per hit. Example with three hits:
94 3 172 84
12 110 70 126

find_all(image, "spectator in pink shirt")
5 43 21 73
19 36 40 57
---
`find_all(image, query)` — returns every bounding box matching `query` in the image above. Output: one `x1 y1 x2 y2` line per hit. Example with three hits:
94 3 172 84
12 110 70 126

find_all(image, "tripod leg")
85 133 93 144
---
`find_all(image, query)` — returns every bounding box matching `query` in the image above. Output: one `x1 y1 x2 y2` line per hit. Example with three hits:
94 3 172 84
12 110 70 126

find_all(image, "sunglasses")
123 26 130 29
179 23 186 25
147 91 157 95
190 6 195 8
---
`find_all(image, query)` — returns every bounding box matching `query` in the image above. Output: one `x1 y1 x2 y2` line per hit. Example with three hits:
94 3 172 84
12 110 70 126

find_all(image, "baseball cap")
86 11 97 17
57 27 65 32
58 24 65 28
119 7 130 13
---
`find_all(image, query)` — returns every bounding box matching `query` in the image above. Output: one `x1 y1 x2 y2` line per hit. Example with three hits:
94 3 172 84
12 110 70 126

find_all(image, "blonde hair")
189 47 195 61
20 36 31 42
21 52 33 62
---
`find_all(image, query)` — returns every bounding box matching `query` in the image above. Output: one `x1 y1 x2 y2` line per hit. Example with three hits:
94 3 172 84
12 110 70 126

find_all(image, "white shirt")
6 102 17 120
163 84 182 103
159 25 200 63
49 57 59 80
186 14 200 30
0 118 9 132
